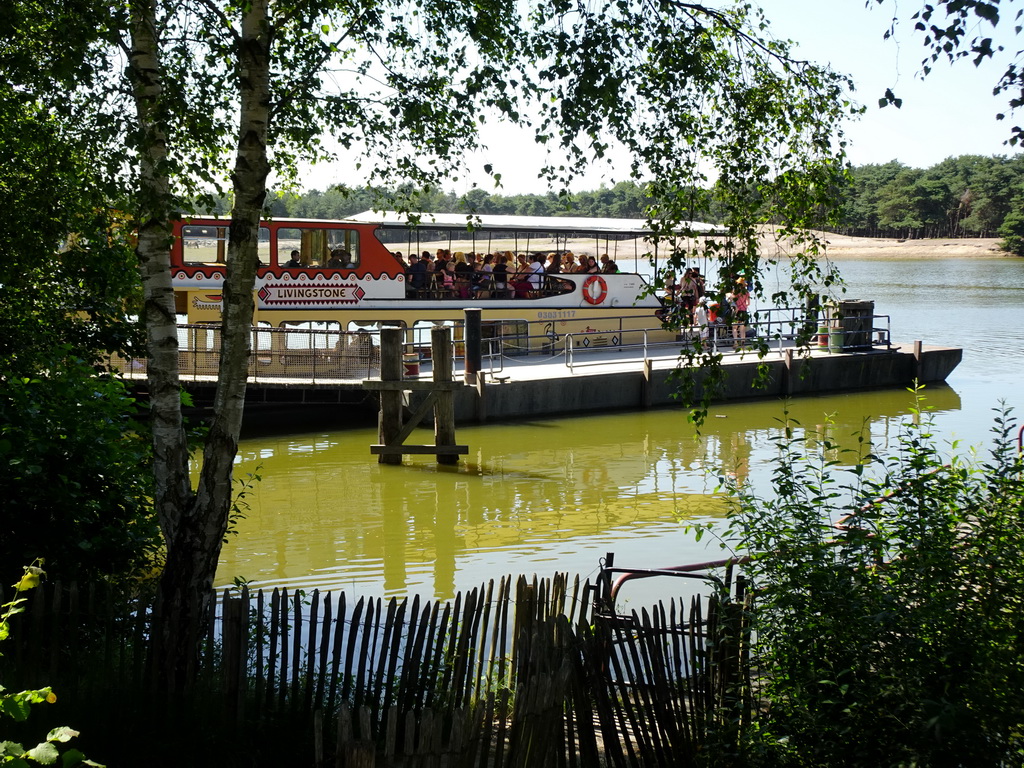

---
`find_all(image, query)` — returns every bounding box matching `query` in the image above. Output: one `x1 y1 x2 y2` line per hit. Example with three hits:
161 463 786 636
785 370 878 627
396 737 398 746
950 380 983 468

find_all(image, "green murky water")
216 257 1024 600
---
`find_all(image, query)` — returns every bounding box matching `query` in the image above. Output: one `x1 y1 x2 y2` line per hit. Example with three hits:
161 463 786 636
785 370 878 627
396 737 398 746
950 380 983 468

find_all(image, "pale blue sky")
300 0 1021 194
758 0 1019 167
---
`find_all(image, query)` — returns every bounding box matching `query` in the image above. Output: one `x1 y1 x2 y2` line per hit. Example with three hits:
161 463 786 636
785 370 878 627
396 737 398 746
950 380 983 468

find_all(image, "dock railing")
107 311 892 383
563 311 893 371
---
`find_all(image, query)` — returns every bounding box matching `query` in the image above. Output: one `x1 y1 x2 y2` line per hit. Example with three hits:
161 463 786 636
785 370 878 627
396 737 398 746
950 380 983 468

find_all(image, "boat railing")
107 311 894 383
109 324 385 383
563 312 893 371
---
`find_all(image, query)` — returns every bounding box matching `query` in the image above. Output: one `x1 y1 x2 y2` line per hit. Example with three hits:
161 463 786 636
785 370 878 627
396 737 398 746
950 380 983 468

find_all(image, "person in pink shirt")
732 277 750 344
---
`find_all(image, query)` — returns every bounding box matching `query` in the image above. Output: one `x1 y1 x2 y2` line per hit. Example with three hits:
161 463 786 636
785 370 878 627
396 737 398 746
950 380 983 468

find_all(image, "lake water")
215 256 1024 601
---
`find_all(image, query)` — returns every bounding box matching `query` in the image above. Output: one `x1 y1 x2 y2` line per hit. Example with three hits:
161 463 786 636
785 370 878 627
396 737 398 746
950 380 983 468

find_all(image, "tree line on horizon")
251 153 1024 251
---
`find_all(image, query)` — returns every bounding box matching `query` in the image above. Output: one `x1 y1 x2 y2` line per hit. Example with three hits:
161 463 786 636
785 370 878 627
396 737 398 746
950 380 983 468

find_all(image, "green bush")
714 401 1024 766
0 359 158 581
1 563 101 767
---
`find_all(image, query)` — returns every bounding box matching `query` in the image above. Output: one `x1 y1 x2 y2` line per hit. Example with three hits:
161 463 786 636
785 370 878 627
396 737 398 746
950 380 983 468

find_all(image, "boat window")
182 225 269 265
495 320 530 357
279 320 346 351
253 322 273 353
347 321 407 333
277 227 360 269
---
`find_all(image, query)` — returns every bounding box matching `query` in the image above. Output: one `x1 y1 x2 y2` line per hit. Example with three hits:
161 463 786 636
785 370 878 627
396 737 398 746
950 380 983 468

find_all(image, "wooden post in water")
465 309 488 423
464 308 482 384
367 324 467 462
433 326 459 465
783 348 794 397
378 328 404 465
642 358 653 408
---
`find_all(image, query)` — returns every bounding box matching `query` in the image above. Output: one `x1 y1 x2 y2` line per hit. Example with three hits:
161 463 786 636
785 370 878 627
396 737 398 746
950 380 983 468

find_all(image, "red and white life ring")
582 275 608 305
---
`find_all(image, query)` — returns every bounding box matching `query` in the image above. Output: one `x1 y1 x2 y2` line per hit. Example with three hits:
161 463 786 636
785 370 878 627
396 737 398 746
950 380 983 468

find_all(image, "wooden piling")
783 348 794 396
433 326 459 465
464 308 482 384
642 358 653 408
367 325 468 461
378 328 404 465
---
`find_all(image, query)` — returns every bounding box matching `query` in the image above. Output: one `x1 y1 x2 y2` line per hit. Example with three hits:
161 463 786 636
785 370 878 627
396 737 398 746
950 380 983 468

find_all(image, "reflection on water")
217 384 962 600
217 255 1023 601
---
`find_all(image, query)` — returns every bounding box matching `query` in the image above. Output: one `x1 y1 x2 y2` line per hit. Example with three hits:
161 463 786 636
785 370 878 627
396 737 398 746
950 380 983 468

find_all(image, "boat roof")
345 211 724 236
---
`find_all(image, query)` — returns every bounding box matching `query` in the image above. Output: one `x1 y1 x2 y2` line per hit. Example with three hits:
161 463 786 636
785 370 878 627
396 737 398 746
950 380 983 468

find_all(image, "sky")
298 0 1022 195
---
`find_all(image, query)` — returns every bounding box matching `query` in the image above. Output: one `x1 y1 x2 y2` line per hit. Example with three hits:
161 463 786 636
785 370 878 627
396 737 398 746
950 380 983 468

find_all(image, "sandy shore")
426 232 1014 261
784 233 1010 260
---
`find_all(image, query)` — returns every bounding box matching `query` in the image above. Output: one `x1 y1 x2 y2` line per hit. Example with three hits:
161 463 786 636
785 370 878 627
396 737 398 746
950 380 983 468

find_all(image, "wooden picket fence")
1 566 751 767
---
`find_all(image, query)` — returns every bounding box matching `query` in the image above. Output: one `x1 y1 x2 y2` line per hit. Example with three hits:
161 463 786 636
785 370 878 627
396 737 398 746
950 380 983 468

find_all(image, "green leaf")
46 727 79 744
61 749 99 768
26 741 60 765
0 696 32 722
1 741 27 757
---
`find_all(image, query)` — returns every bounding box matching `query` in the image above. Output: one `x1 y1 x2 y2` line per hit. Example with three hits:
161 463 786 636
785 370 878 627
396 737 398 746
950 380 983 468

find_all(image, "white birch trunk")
130 0 272 687
129 0 193 547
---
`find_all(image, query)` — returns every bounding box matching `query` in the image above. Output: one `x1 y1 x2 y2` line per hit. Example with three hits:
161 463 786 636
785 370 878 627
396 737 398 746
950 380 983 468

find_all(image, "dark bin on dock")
827 300 875 350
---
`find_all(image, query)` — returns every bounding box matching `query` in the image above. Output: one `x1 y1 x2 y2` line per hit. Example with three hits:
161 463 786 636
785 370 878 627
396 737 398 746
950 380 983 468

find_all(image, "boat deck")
120 338 962 422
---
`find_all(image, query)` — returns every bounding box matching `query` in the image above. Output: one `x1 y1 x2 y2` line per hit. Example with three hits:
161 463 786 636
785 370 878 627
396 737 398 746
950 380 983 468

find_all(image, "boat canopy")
345 211 725 237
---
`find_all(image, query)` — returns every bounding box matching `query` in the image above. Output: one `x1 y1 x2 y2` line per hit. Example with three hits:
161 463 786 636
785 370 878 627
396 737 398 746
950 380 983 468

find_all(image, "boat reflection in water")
216 384 961 601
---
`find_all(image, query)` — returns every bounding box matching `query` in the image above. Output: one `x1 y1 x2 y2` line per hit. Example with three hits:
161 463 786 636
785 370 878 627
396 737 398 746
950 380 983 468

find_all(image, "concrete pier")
154 341 962 424
432 342 962 423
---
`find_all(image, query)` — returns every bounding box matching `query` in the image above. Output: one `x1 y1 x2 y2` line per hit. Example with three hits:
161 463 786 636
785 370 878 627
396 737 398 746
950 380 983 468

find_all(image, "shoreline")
408 232 1016 261
784 233 1012 260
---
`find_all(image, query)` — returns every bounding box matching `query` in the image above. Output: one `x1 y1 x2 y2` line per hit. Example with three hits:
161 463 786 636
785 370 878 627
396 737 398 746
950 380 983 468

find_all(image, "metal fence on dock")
2 566 751 767
106 306 891 385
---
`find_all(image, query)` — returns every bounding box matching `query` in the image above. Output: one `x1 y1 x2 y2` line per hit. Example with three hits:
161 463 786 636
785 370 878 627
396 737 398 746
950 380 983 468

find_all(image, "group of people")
282 248 357 269
398 249 620 299
663 266 751 343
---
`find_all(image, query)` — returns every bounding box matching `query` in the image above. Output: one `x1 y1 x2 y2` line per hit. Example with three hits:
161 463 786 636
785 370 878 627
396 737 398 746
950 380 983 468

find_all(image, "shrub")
715 401 1024 766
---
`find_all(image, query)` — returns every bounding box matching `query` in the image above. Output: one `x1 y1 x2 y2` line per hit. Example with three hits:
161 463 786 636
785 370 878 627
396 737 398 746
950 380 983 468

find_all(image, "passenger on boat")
473 254 495 296
454 252 474 298
601 258 618 275
692 267 706 301
510 255 536 298
407 253 429 296
563 253 577 273
492 255 510 298
327 248 346 268
732 277 750 343
545 252 561 274
665 270 678 298
694 296 716 340
584 256 600 274
680 268 698 319
440 260 457 296
284 250 302 268
527 255 545 292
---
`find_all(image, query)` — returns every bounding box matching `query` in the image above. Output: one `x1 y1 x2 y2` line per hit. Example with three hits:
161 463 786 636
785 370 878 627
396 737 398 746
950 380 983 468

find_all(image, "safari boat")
170 212 722 369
